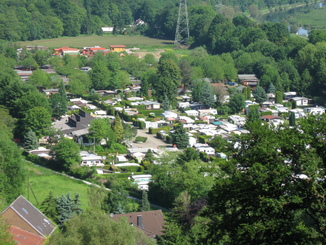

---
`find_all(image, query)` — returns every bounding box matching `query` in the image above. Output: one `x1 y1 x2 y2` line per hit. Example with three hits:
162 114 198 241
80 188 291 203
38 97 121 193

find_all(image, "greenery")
23 161 91 209
48 209 155 245
56 193 83 229
52 138 81 171
23 130 39 150
252 85 268 104
18 35 174 48
204 117 326 244
140 190 150 212
288 8 326 30
135 136 147 143
172 122 189 149
0 216 15 245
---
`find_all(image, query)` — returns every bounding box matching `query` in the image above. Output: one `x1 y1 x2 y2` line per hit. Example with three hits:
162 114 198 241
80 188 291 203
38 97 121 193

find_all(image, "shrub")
156 132 163 139
138 109 164 116
149 126 170 134
165 135 173 144
108 143 128 154
199 151 209 162
195 120 208 124
261 111 273 116
135 136 147 142
120 166 139 172
199 135 212 143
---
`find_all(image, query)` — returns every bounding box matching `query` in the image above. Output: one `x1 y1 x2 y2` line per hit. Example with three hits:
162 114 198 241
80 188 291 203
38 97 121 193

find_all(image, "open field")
17 35 174 49
288 8 326 29
22 161 93 209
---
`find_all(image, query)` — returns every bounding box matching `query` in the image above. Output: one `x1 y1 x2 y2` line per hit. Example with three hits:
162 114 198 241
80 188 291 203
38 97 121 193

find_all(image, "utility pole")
174 0 190 46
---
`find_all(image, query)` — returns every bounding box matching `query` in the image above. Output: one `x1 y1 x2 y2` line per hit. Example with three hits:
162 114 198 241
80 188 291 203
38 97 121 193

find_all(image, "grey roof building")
1 195 56 238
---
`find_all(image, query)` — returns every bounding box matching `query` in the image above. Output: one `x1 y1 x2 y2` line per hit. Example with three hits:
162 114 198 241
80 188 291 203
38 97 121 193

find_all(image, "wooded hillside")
0 0 316 41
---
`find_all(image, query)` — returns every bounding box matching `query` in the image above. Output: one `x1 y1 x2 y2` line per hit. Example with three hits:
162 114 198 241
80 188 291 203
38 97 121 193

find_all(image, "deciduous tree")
52 138 81 170
228 94 245 114
24 106 52 137
153 59 181 102
48 209 155 245
205 119 326 244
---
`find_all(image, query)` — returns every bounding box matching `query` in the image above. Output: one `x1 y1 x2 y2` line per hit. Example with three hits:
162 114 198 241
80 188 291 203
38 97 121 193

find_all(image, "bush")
141 161 151 170
165 135 173 144
107 143 128 154
199 151 209 162
149 126 170 134
195 120 208 124
135 136 147 142
120 166 139 172
261 111 273 116
138 120 146 129
156 132 163 139
199 135 212 143
138 109 164 116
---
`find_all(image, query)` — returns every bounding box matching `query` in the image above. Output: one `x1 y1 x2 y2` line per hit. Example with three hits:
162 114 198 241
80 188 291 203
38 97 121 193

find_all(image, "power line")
174 0 190 46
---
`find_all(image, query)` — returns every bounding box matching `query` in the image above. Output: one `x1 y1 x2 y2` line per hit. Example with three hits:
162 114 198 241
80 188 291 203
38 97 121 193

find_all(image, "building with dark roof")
113 210 165 238
1 195 56 242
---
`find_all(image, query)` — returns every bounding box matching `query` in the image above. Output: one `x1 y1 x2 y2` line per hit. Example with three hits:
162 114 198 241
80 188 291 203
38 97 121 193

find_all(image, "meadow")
22 161 95 209
288 8 326 29
17 35 174 49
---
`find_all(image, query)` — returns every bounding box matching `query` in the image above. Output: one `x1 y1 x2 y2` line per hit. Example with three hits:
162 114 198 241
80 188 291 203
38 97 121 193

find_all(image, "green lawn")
17 35 174 49
22 161 94 209
288 8 326 29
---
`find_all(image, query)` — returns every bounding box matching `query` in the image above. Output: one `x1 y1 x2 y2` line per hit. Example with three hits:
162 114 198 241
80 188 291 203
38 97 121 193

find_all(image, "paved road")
132 129 172 149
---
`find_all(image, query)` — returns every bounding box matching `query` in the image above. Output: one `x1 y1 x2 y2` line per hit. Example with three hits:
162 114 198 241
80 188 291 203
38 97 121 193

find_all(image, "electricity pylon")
174 0 190 46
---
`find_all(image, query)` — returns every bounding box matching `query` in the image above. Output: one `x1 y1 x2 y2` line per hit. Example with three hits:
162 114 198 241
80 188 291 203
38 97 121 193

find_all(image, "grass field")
17 35 174 49
22 161 95 209
288 8 326 29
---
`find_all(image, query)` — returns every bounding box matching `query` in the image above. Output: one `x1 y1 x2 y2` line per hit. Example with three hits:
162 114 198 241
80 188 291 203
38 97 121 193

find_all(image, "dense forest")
0 0 317 41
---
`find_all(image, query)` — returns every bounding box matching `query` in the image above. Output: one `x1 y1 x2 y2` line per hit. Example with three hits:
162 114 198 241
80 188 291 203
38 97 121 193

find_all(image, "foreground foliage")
48 209 156 245
204 118 326 244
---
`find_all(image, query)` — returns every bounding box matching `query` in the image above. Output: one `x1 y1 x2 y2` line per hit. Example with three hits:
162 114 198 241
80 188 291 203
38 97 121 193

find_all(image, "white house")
178 102 190 109
196 146 215 155
284 91 297 99
179 116 195 124
93 110 107 116
198 109 217 116
161 111 178 119
188 137 197 147
185 110 199 117
116 155 128 162
304 107 325 115
216 152 227 159
80 151 105 167
290 109 306 118
228 115 246 126
101 27 114 32
127 97 143 101
292 97 308 106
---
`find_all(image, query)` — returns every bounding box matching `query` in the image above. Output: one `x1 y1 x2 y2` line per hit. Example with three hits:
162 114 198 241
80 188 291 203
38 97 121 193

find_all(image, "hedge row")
135 136 147 142
138 109 164 116
199 135 213 143
195 120 208 124
149 126 170 135
134 120 146 129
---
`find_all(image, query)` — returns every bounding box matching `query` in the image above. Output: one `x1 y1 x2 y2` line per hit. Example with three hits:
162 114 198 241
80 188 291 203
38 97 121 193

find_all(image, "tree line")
0 0 316 41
